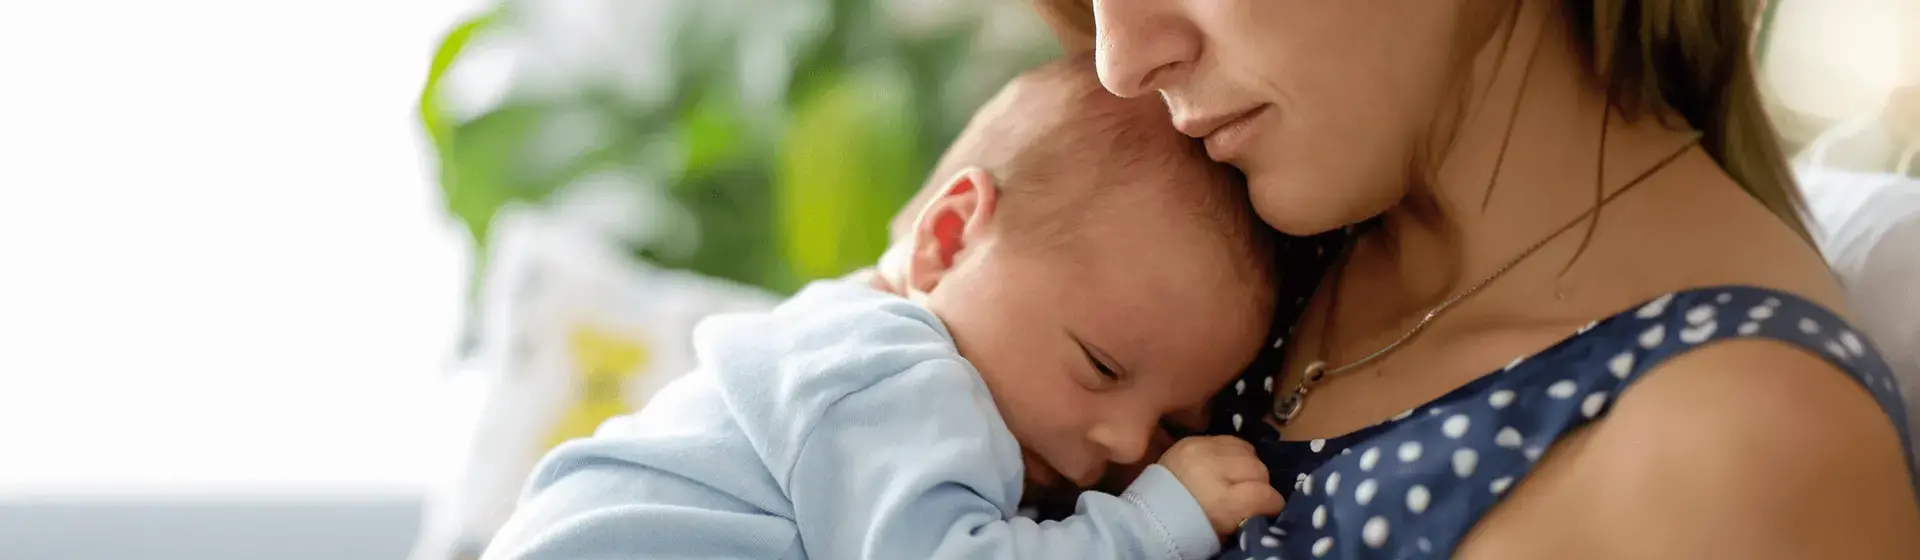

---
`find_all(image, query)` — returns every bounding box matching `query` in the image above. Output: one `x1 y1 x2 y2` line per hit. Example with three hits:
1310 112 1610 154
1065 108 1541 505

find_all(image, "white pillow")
1799 167 1920 449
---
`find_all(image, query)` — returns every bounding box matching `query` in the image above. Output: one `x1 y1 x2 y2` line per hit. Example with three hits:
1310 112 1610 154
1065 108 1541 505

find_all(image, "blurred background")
0 0 1914 559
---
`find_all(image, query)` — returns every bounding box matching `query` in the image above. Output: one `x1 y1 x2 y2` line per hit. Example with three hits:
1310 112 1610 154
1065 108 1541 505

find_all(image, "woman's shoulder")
1457 285 1920 558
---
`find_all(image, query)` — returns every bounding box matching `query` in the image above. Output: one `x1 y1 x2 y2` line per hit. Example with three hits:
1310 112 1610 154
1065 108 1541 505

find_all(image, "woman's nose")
1091 0 1199 98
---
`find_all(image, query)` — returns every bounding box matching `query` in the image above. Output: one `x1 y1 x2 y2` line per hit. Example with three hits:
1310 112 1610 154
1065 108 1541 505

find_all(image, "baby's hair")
894 54 1273 284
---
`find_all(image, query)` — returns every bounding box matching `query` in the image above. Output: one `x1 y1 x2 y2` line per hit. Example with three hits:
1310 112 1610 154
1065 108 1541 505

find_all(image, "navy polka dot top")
1213 232 1917 559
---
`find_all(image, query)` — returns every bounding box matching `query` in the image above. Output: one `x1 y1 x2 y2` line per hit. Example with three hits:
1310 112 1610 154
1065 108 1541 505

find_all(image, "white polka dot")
1232 414 1243 431
1239 532 1247 551
1262 535 1280 548
1428 408 1444 416
1504 356 1526 371
1491 476 1513 494
1270 524 1285 535
1359 447 1380 471
1489 389 1516 409
1341 448 1351 455
1607 352 1634 379
1298 473 1313 496
1496 427 1523 448
1325 471 1341 495
1263 376 1274 392
1398 441 1423 462
1442 414 1470 438
1312 504 1327 528
1581 392 1608 418
1407 484 1431 514
1355 479 1378 505
1716 293 1732 304
1826 340 1850 360
1235 379 1246 395
1799 318 1821 335
1391 408 1415 421
1362 516 1390 548
1524 446 1544 461
1765 297 1782 307
1272 337 1285 349
1418 538 1433 553
1577 320 1599 334
1547 379 1577 399
1686 304 1715 325
1679 320 1716 344
1639 324 1666 348
1636 293 1673 318
1737 321 1760 335
1748 305 1774 320
1453 448 1479 477
1312 536 1333 557
1840 331 1865 356
1310 438 1326 453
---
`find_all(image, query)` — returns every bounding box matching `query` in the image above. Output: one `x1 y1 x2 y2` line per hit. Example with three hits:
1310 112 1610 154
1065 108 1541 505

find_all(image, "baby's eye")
1089 357 1119 381
1069 332 1125 386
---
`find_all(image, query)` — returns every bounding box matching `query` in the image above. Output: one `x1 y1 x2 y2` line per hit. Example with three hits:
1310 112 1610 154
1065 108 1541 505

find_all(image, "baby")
487 56 1284 560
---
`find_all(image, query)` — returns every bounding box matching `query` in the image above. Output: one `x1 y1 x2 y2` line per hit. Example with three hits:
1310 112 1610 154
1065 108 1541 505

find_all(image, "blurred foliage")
419 0 1058 298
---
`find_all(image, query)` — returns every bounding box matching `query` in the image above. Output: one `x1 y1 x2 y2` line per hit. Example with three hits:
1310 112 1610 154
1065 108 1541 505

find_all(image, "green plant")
418 0 1056 305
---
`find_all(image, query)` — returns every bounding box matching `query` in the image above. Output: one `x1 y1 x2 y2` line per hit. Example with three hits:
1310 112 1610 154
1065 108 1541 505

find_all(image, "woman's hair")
1565 0 1810 241
1028 0 1813 242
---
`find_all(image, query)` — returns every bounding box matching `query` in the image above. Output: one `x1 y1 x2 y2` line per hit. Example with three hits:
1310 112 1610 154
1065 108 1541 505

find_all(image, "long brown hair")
1029 0 1813 241
1566 0 1810 241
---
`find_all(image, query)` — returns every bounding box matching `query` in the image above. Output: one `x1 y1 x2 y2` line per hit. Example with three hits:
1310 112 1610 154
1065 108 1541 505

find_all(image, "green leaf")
775 66 919 283
677 94 748 179
419 9 499 178
442 104 546 245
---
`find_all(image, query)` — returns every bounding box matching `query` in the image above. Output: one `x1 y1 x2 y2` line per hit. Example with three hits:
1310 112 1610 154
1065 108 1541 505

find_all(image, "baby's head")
892 55 1276 496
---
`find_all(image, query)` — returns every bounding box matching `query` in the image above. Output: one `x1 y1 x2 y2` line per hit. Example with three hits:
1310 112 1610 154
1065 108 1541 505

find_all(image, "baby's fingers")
1216 454 1271 485
1226 481 1287 519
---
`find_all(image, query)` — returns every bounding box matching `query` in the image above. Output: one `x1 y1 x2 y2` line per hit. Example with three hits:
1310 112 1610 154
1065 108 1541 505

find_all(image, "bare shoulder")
1456 338 1920 559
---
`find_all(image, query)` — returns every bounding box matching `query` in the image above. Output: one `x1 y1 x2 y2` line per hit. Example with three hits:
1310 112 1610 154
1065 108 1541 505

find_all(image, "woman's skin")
1060 0 1920 557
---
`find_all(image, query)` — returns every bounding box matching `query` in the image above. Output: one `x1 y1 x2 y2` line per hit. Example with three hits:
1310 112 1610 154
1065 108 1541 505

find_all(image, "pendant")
1272 360 1328 427
1273 390 1306 426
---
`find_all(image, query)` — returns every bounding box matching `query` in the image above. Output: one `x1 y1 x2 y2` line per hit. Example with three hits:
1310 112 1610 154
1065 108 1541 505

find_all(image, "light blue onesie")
484 280 1221 560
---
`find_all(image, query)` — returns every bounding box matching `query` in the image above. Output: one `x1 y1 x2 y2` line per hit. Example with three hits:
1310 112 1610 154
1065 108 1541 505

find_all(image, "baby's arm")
787 357 1248 560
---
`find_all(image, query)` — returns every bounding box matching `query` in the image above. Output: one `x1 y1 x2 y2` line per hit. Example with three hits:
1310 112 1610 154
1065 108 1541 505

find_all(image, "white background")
0 0 484 490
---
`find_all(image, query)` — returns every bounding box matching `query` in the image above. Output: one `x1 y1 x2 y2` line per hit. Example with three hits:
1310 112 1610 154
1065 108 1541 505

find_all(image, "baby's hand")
1159 436 1286 535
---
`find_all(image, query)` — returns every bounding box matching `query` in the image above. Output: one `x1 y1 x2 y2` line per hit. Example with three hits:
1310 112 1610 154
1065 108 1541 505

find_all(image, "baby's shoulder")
693 280 976 425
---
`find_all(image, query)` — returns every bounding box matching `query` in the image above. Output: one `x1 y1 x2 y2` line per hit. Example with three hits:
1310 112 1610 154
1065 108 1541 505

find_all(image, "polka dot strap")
1216 285 1913 560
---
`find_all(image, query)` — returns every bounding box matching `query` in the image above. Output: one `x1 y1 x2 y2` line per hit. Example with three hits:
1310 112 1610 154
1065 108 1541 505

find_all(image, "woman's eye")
1091 358 1119 380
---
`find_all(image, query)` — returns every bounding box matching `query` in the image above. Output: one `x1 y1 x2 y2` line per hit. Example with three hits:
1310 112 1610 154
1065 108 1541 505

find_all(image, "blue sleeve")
485 457 804 560
785 357 1221 560
479 376 809 560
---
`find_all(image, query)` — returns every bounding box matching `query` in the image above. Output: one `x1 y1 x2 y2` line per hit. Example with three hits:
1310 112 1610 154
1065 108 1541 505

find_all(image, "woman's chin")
1246 161 1403 237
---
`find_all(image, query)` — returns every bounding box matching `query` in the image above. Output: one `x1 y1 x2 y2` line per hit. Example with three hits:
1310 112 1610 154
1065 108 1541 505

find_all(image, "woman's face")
1080 0 1481 235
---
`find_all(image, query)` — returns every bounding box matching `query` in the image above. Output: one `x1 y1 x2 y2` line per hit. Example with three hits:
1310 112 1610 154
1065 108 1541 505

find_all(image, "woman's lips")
1203 105 1271 162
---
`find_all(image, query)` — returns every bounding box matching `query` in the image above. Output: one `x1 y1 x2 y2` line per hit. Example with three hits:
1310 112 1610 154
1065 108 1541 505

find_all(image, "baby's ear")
904 167 1000 294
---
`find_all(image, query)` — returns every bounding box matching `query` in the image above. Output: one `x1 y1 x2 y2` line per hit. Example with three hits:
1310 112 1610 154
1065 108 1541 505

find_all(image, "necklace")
1271 131 1701 427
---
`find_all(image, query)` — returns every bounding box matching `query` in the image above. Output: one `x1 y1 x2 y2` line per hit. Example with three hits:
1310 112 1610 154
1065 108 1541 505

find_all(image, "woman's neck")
1365 0 1703 312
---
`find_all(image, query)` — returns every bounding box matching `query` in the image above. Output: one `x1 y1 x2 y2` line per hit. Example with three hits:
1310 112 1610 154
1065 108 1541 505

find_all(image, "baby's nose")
1089 422 1152 465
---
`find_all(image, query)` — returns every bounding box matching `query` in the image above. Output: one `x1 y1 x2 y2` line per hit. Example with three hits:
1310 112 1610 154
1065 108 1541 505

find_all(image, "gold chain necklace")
1271 131 1701 427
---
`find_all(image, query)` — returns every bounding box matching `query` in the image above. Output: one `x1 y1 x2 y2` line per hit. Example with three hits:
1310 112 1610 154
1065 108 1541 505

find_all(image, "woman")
1035 0 1920 558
